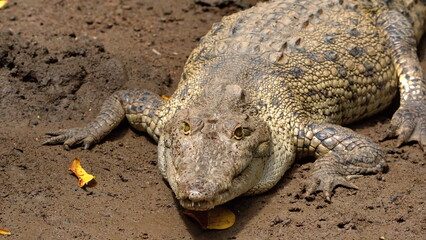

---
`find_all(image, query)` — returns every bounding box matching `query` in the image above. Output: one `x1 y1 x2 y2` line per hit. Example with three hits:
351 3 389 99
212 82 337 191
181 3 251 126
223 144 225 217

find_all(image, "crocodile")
44 0 426 211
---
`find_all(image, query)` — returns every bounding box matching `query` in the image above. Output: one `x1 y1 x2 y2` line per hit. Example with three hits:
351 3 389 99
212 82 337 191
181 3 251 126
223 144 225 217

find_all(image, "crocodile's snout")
173 152 236 210
174 145 235 204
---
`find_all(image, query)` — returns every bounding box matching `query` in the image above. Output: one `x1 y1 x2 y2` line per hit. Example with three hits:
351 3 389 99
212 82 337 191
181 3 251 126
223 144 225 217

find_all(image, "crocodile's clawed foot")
305 174 359 202
385 103 426 151
43 128 96 150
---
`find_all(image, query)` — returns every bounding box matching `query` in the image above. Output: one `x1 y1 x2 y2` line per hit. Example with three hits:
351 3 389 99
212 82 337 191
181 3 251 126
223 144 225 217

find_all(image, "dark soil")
0 1 425 239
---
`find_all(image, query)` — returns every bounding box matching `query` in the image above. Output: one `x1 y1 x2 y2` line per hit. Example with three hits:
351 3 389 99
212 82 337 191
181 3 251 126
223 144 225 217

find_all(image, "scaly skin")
44 0 426 211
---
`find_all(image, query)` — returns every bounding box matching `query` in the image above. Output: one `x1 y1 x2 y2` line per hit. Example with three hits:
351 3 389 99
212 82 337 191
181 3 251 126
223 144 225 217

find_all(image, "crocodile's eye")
233 127 244 140
183 122 191 135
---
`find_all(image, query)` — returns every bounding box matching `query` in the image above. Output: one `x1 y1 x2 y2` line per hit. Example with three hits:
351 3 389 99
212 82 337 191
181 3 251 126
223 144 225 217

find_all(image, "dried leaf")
0 228 11 235
184 206 236 230
0 1 8 9
161 95 170 100
205 207 236 230
69 158 96 187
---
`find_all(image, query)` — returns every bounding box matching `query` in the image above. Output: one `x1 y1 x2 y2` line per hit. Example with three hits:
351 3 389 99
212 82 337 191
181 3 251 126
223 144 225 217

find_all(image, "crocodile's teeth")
180 199 215 211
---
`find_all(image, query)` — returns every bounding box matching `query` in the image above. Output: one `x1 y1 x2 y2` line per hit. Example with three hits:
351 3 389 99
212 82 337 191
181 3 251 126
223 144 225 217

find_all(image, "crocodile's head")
158 84 271 211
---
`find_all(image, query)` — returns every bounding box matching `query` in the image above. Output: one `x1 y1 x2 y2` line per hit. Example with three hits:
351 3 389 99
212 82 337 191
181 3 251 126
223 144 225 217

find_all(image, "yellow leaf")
0 228 11 235
0 0 8 9
206 207 236 230
69 158 96 187
184 206 236 230
161 95 170 100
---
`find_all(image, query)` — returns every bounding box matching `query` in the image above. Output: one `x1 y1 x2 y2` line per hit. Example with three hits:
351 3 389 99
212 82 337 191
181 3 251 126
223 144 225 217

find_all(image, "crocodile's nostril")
183 178 215 201
188 189 203 200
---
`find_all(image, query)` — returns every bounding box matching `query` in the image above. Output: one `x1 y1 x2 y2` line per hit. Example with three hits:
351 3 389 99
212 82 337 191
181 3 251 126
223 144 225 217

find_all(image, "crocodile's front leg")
294 122 387 201
43 89 167 149
377 9 426 150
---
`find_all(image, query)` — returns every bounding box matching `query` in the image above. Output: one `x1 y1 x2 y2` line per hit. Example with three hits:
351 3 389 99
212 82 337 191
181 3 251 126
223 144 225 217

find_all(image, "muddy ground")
0 0 425 239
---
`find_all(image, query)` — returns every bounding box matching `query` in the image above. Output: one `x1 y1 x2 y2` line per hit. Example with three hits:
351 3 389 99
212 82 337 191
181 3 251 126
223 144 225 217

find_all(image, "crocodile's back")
180 0 426 124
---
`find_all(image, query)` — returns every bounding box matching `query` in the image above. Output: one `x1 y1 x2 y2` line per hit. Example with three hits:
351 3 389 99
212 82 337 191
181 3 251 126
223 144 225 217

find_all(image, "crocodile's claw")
43 127 96 150
305 173 359 201
386 102 426 151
